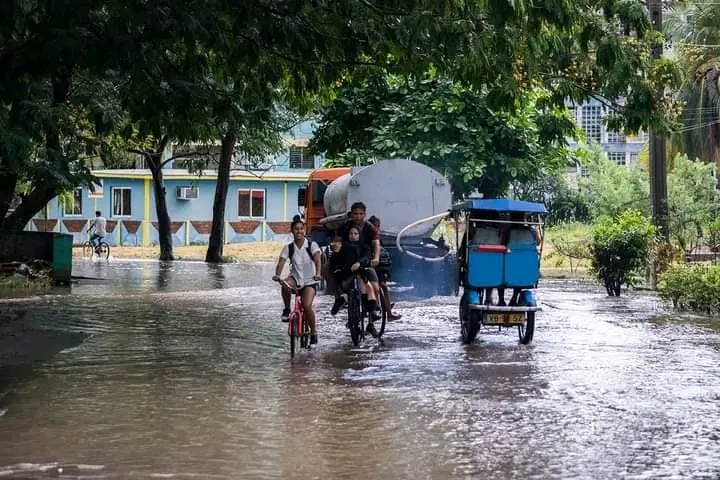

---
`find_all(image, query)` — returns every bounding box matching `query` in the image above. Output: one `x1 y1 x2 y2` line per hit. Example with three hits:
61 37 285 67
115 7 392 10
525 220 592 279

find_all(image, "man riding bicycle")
330 202 382 315
272 218 322 345
87 210 107 253
329 227 382 336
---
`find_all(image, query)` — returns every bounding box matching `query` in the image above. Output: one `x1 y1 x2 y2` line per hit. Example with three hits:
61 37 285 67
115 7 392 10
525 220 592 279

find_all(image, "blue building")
29 122 322 246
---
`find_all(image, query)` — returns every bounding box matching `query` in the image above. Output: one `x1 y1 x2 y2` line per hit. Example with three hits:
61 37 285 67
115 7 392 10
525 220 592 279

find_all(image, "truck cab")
297 167 350 246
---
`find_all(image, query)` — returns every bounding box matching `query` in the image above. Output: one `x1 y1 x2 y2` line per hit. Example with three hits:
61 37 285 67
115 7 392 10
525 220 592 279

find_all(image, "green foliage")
590 209 656 296
707 218 720 251
312 76 576 197
515 171 591 225
576 149 719 254
546 222 592 272
666 154 720 252
578 143 650 219
0 0 684 233
665 1 720 166
657 263 720 315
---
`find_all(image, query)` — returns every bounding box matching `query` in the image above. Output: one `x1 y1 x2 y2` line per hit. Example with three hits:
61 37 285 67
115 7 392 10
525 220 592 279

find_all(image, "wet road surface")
1 259 720 479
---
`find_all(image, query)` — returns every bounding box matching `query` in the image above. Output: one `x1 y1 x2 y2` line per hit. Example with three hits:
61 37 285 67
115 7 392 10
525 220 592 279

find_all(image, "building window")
607 131 626 143
238 189 265 218
628 131 649 143
581 105 602 143
112 187 132 217
289 146 314 169
607 151 627 165
629 152 639 164
63 187 83 216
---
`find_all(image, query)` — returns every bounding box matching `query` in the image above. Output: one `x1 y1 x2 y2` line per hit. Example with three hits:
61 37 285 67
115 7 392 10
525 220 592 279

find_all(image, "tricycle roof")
450 198 548 214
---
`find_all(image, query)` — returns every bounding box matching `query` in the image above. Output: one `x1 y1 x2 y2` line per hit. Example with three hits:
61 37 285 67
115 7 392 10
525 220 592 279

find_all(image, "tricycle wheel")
518 311 535 345
460 291 480 344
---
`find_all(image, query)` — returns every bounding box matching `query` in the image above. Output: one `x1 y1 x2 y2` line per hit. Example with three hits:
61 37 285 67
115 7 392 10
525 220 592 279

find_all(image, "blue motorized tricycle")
451 198 547 344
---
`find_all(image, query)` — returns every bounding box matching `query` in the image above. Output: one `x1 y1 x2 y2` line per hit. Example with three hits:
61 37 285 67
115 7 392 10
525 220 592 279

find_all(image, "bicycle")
275 278 312 359
82 237 110 260
345 272 387 347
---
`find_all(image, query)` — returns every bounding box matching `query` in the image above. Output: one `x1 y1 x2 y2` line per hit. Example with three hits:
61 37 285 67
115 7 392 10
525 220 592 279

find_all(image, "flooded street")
1 260 720 479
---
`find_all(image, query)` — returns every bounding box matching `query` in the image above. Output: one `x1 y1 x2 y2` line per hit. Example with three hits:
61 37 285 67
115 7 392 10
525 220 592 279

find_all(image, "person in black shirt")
329 227 382 331
330 203 382 325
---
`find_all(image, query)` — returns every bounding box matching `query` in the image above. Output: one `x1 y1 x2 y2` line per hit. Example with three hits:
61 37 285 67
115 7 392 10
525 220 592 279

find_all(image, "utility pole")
648 0 669 240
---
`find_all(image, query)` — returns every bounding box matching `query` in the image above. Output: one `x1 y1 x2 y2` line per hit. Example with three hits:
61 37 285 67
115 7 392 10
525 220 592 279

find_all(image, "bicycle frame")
275 279 310 357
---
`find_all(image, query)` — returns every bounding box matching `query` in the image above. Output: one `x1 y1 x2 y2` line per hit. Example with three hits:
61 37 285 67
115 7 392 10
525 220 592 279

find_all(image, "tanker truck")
296 158 457 297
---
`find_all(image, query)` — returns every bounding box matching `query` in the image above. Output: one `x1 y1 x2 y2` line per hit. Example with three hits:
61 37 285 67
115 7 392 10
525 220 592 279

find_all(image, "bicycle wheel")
288 313 299 358
348 290 363 347
375 288 388 340
82 242 94 259
98 242 110 260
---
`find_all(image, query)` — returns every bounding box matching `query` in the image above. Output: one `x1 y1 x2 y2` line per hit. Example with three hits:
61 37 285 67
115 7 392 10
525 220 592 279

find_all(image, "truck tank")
322 158 452 240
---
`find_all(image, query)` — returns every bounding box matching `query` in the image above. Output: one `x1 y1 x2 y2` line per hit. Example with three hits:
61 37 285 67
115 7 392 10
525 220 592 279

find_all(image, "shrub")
657 263 720 314
590 209 656 296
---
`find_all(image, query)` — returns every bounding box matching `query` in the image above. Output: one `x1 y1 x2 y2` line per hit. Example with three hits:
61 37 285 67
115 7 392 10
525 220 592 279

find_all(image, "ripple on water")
1 266 720 479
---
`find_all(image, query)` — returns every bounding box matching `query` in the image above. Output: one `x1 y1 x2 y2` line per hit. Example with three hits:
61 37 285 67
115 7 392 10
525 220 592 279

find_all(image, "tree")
591 209 656 296
1 0 682 239
0 1 121 231
578 143 651 219
666 154 720 252
666 0 720 170
204 106 288 263
312 76 576 197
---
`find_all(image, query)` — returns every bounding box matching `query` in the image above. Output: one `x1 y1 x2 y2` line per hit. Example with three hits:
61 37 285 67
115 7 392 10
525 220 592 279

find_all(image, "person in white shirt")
272 217 322 345
87 210 107 252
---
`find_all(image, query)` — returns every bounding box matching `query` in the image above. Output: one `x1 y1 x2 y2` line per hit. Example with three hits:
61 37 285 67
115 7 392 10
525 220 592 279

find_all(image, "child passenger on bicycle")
329 227 382 332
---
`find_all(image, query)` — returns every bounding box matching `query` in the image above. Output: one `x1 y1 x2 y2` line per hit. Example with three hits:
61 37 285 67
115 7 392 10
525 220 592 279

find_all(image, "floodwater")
1 259 720 479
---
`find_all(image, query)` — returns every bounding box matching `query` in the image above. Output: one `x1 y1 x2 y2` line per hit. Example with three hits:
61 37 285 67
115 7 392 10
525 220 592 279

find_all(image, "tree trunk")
206 132 236 263
0 172 18 221
0 180 58 232
147 144 174 261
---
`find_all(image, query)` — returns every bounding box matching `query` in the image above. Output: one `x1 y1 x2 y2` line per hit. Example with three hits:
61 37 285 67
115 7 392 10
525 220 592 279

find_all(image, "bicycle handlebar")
274 277 300 294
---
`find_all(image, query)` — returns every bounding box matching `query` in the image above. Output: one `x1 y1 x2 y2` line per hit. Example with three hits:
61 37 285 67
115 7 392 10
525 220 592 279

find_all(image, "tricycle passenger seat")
466 244 506 288
504 227 540 287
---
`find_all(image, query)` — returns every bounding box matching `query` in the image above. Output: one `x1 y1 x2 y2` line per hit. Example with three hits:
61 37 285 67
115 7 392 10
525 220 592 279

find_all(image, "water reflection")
1 267 720 479
207 262 226 289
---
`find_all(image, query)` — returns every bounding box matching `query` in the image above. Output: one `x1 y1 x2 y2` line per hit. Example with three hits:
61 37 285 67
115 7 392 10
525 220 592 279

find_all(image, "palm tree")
665 0 720 172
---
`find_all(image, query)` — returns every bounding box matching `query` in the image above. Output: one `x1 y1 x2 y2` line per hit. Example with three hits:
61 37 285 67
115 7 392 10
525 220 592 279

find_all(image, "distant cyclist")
272 218 322 345
87 210 106 253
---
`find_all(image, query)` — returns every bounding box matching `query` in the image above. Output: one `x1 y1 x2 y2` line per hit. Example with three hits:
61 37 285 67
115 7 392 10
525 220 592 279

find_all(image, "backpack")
378 246 392 269
288 240 314 264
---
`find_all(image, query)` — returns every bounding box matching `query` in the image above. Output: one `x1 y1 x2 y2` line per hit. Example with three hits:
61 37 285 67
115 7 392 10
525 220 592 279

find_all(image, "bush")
590 209 656 296
657 263 720 314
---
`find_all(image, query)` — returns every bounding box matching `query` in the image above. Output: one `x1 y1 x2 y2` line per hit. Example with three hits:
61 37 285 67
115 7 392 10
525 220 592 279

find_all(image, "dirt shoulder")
72 242 286 262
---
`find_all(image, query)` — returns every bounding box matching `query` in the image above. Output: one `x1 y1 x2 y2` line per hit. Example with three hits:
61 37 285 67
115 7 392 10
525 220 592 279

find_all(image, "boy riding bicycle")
272 218 322 345
328 226 382 337
87 210 107 253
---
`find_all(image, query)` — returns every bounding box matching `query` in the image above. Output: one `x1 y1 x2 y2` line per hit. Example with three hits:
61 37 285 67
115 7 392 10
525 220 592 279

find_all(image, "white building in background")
565 98 649 180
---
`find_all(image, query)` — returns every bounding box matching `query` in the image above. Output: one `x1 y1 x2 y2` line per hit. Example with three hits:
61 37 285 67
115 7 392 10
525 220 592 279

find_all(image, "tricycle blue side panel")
467 251 504 287
504 245 540 287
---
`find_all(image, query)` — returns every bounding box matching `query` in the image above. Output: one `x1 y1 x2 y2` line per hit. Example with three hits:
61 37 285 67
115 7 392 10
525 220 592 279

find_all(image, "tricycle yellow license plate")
486 313 525 325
